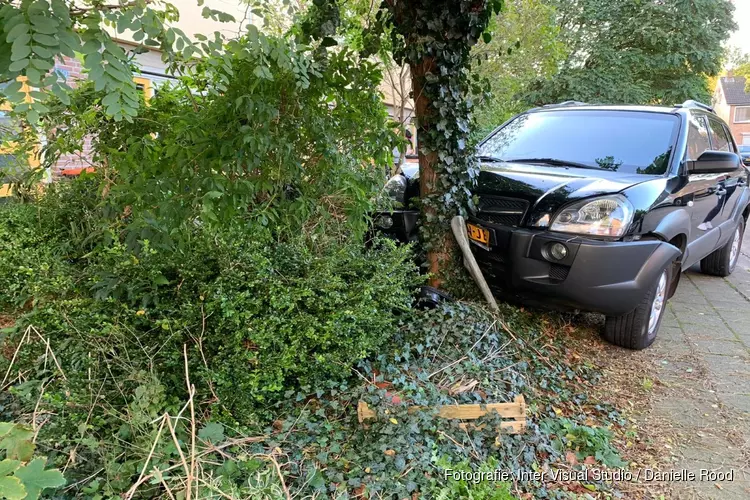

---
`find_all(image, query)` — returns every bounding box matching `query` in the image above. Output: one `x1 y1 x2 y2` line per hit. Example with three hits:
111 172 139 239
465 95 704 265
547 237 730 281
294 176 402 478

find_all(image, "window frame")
685 114 712 162
706 117 732 152
133 76 152 103
734 106 750 124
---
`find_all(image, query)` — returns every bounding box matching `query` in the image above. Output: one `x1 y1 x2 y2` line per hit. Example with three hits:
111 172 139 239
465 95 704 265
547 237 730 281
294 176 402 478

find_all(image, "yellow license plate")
467 223 490 245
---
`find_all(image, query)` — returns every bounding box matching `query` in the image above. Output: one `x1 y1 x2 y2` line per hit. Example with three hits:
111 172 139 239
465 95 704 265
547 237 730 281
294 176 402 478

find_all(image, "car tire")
700 218 745 277
603 265 672 350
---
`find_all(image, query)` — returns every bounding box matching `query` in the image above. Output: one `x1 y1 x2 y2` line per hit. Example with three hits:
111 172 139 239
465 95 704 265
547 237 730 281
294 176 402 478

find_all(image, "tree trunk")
410 58 454 289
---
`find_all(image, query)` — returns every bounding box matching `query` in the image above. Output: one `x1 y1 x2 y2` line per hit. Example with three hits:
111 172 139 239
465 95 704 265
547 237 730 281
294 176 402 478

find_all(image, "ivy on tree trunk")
383 0 500 289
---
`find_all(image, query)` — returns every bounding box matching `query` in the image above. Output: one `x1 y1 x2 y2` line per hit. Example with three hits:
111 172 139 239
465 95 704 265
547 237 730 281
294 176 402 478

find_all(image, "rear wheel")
603 266 671 350
700 219 745 277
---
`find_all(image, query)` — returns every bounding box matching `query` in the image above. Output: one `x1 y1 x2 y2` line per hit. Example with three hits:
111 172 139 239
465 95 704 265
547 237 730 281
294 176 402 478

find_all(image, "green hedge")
0 187 421 421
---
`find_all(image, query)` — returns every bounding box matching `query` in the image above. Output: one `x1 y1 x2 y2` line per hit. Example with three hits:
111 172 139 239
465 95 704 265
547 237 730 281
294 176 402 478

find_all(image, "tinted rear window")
479 110 680 175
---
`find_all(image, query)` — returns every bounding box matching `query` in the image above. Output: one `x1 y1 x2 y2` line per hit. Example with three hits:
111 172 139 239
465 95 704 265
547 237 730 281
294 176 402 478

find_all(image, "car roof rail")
678 100 714 113
541 100 588 108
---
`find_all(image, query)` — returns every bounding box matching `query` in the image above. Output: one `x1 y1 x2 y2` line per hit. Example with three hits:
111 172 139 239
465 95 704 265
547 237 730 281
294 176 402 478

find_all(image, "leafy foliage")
734 60 750 93
541 418 627 468
32 30 395 243
430 457 516 500
524 0 736 105
0 423 65 500
471 0 564 137
0 0 209 122
0 192 420 412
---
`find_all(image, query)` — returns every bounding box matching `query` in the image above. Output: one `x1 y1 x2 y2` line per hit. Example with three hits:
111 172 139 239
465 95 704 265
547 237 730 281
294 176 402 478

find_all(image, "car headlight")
383 174 407 206
547 195 634 237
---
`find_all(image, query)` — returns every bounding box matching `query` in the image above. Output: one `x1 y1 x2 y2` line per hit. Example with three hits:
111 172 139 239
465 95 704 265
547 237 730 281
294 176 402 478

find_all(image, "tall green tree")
472 0 564 137
525 0 736 105
382 0 501 288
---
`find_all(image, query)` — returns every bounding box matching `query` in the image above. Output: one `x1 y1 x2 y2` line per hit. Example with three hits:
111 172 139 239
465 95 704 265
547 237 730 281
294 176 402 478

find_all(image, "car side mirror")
688 151 741 174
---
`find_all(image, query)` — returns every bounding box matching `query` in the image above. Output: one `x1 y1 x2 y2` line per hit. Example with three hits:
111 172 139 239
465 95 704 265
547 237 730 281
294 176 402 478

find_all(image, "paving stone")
677 314 728 328
680 324 738 341
705 299 750 311
692 340 747 356
714 393 750 415
711 310 750 324
648 231 750 500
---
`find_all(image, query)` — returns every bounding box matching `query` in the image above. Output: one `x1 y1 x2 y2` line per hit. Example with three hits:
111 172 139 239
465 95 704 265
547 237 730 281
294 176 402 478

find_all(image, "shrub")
202 232 421 416
1 190 421 413
0 202 74 310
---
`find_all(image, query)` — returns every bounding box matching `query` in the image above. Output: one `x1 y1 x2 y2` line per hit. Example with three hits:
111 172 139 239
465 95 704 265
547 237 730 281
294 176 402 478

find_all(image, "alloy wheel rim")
729 227 741 269
648 271 668 337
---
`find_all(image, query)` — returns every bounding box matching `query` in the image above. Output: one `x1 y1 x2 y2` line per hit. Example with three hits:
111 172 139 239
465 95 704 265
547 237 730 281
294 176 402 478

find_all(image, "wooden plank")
434 401 524 419
357 395 527 434
358 400 376 423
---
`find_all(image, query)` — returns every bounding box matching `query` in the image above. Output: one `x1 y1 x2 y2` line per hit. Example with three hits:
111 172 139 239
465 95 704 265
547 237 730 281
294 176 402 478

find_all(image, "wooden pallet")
357 395 527 434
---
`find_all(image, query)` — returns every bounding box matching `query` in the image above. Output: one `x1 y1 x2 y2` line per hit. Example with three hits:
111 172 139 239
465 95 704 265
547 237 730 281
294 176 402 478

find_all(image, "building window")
133 76 152 102
735 106 750 123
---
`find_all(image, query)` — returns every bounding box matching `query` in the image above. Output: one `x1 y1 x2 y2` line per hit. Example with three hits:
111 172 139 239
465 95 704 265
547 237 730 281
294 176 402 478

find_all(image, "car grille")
475 195 529 227
549 264 570 282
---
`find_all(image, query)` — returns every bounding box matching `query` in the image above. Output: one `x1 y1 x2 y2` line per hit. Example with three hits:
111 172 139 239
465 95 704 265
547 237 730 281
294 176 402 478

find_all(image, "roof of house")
719 76 750 105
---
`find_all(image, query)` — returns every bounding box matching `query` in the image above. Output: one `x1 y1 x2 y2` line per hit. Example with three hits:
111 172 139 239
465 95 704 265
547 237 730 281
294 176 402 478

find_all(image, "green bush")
0 202 73 310
203 233 420 415
0 190 421 414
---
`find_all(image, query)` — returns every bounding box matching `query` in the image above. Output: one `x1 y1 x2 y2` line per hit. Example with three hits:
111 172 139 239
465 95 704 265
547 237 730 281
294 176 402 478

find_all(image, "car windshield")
739 145 750 153
478 110 680 175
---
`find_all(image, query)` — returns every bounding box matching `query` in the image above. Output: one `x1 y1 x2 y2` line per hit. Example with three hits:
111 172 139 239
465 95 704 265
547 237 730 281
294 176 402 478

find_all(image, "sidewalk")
648 228 750 498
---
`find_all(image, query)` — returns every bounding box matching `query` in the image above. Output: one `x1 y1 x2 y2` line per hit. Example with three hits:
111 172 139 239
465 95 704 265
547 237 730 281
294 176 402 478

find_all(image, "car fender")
650 208 691 245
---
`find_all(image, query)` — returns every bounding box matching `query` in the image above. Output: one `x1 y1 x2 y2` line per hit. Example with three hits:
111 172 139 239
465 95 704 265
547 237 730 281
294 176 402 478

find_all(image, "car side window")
723 124 737 153
686 114 710 161
707 118 731 152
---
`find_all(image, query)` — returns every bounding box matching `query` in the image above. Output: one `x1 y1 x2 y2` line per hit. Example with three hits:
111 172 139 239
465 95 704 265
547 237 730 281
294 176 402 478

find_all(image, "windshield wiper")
476 155 505 163
509 157 600 170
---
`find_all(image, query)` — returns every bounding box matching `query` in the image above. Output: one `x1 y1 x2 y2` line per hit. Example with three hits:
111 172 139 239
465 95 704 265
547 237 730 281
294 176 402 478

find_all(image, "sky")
729 0 750 57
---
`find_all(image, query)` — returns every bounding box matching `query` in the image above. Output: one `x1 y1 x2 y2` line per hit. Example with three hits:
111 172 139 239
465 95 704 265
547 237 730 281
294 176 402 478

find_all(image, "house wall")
52 57 93 177
728 104 750 146
713 84 732 124
51 44 177 177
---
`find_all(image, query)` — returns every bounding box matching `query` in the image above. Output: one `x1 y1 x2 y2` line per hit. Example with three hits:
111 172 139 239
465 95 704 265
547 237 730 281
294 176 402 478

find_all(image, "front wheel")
602 266 671 350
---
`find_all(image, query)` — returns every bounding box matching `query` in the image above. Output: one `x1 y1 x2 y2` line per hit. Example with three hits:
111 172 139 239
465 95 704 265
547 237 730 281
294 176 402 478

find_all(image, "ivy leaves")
381 0 499 265
0 424 66 500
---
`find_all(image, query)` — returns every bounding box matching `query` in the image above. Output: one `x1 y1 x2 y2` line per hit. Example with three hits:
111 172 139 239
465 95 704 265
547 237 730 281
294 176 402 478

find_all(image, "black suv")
377 101 750 350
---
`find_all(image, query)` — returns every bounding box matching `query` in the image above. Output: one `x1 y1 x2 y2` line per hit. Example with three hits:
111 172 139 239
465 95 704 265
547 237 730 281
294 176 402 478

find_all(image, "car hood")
475 161 656 224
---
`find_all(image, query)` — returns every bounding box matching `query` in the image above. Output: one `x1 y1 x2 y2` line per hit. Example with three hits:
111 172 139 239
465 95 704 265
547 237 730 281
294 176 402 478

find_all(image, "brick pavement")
648 229 750 499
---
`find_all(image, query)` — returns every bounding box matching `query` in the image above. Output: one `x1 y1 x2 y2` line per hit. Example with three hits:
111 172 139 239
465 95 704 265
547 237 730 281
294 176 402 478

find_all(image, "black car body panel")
475 163 657 229
377 102 750 317
467 221 681 315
